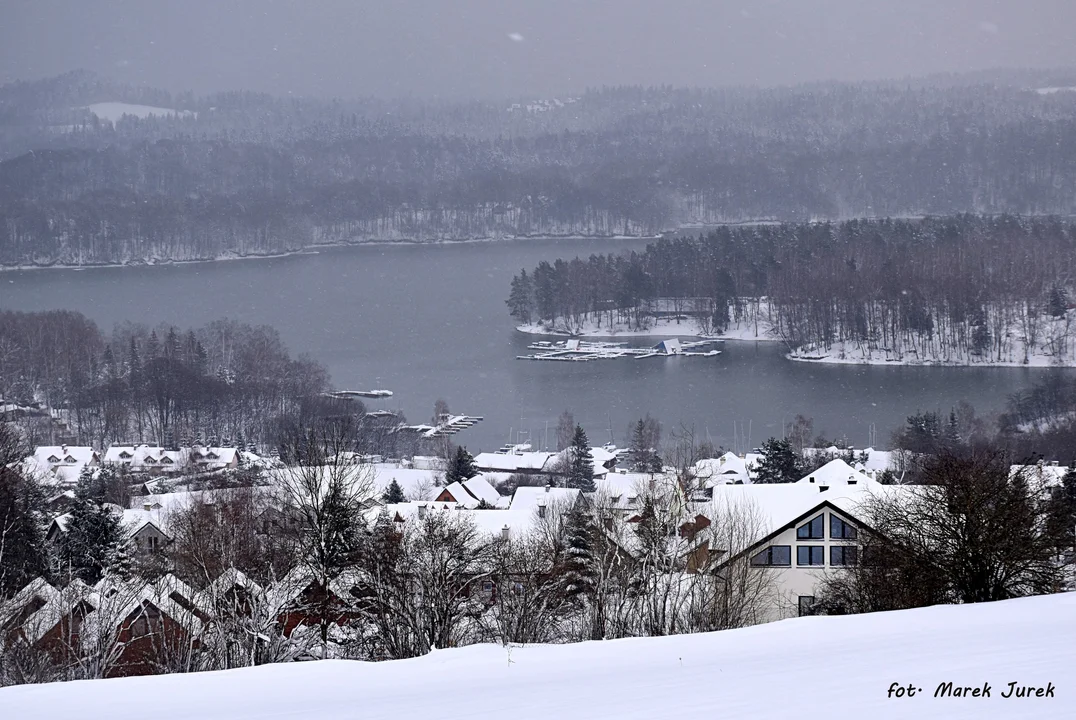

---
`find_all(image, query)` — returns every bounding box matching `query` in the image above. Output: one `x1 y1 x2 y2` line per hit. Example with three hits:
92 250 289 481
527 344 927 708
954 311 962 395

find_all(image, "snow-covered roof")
201 568 264 607
52 504 175 541
24 446 100 487
861 448 896 472
473 451 555 472
1012 462 1070 489
694 452 753 485
122 508 173 539
593 472 679 510
550 447 613 478
411 456 448 471
0 577 59 636
17 579 99 646
462 476 503 507
367 485 581 542
438 481 478 507
709 477 908 554
104 445 191 470
83 574 207 640
589 446 618 465
796 459 873 487
191 447 238 467
33 446 98 466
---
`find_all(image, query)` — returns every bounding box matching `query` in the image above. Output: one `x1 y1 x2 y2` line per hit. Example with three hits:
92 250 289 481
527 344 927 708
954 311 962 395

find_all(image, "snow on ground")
787 339 1076 367
517 312 777 341
3 593 1073 719
82 103 196 123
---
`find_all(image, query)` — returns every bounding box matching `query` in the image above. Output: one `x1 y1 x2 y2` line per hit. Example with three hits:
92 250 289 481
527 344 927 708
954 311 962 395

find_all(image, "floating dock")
324 389 394 399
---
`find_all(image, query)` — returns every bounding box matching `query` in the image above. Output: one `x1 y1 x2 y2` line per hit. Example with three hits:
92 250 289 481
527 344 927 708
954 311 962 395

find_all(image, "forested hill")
4 70 1076 267
507 215 1076 366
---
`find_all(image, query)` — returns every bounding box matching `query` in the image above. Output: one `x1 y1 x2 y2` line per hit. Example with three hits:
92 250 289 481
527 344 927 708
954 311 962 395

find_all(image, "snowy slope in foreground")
4 594 1075 719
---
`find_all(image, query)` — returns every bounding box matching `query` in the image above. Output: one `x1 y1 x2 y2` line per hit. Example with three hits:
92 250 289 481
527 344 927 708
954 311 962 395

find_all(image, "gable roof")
461 476 503 507
33 446 98 466
708 481 914 571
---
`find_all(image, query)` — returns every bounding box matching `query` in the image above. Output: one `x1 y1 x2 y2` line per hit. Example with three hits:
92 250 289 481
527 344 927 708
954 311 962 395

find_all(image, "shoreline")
0 233 665 273
516 322 783 343
785 352 1076 368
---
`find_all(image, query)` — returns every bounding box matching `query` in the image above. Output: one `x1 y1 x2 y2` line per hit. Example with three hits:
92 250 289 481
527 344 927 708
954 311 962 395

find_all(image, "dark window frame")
750 545 792 567
830 545 858 566
830 515 858 540
797 545 825 566
797 514 825 540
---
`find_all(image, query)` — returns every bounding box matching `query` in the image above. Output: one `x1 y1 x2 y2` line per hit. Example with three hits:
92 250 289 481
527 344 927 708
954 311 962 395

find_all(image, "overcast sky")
4 0 1076 99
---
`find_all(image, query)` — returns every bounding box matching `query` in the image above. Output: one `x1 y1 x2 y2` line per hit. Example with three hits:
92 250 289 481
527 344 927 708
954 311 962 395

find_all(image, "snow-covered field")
83 102 196 123
3 593 1072 719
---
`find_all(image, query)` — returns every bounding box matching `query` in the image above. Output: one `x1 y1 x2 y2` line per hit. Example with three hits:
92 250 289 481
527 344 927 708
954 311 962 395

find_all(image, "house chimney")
501 525 510 541
418 504 427 518
143 502 153 512
545 482 551 493
809 476 815 483
538 502 547 519
61 444 68 454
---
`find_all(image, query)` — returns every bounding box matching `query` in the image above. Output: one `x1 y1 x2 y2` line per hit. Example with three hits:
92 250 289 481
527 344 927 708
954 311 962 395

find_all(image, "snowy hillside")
3 593 1073 719
83 102 195 122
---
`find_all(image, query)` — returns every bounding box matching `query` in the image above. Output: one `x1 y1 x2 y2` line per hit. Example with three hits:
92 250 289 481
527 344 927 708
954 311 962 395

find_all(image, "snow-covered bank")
787 310 1076 368
788 344 1076 367
82 103 196 122
517 304 780 341
0 235 660 273
3 593 1072 719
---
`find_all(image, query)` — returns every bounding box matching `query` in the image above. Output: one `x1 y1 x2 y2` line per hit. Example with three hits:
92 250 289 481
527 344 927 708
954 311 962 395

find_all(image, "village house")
24 445 101 488
434 476 505 507
0 574 207 677
47 503 174 558
103 444 242 475
706 459 909 622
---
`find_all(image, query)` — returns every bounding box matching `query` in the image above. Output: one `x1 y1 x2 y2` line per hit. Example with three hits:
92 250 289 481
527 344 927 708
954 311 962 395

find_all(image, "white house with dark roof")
707 463 909 622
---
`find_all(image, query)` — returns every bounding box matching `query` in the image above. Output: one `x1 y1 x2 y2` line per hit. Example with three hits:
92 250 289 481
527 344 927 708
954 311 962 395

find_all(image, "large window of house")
798 596 816 617
750 545 791 567
797 545 824 566
830 545 858 566
830 515 857 539
797 514 824 539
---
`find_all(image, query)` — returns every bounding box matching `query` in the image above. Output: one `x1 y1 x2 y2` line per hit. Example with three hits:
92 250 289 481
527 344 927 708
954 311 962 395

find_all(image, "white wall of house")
744 506 861 622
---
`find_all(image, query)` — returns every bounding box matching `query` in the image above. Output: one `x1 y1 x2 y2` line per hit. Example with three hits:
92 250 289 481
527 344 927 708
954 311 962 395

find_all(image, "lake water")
2 239 1070 452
